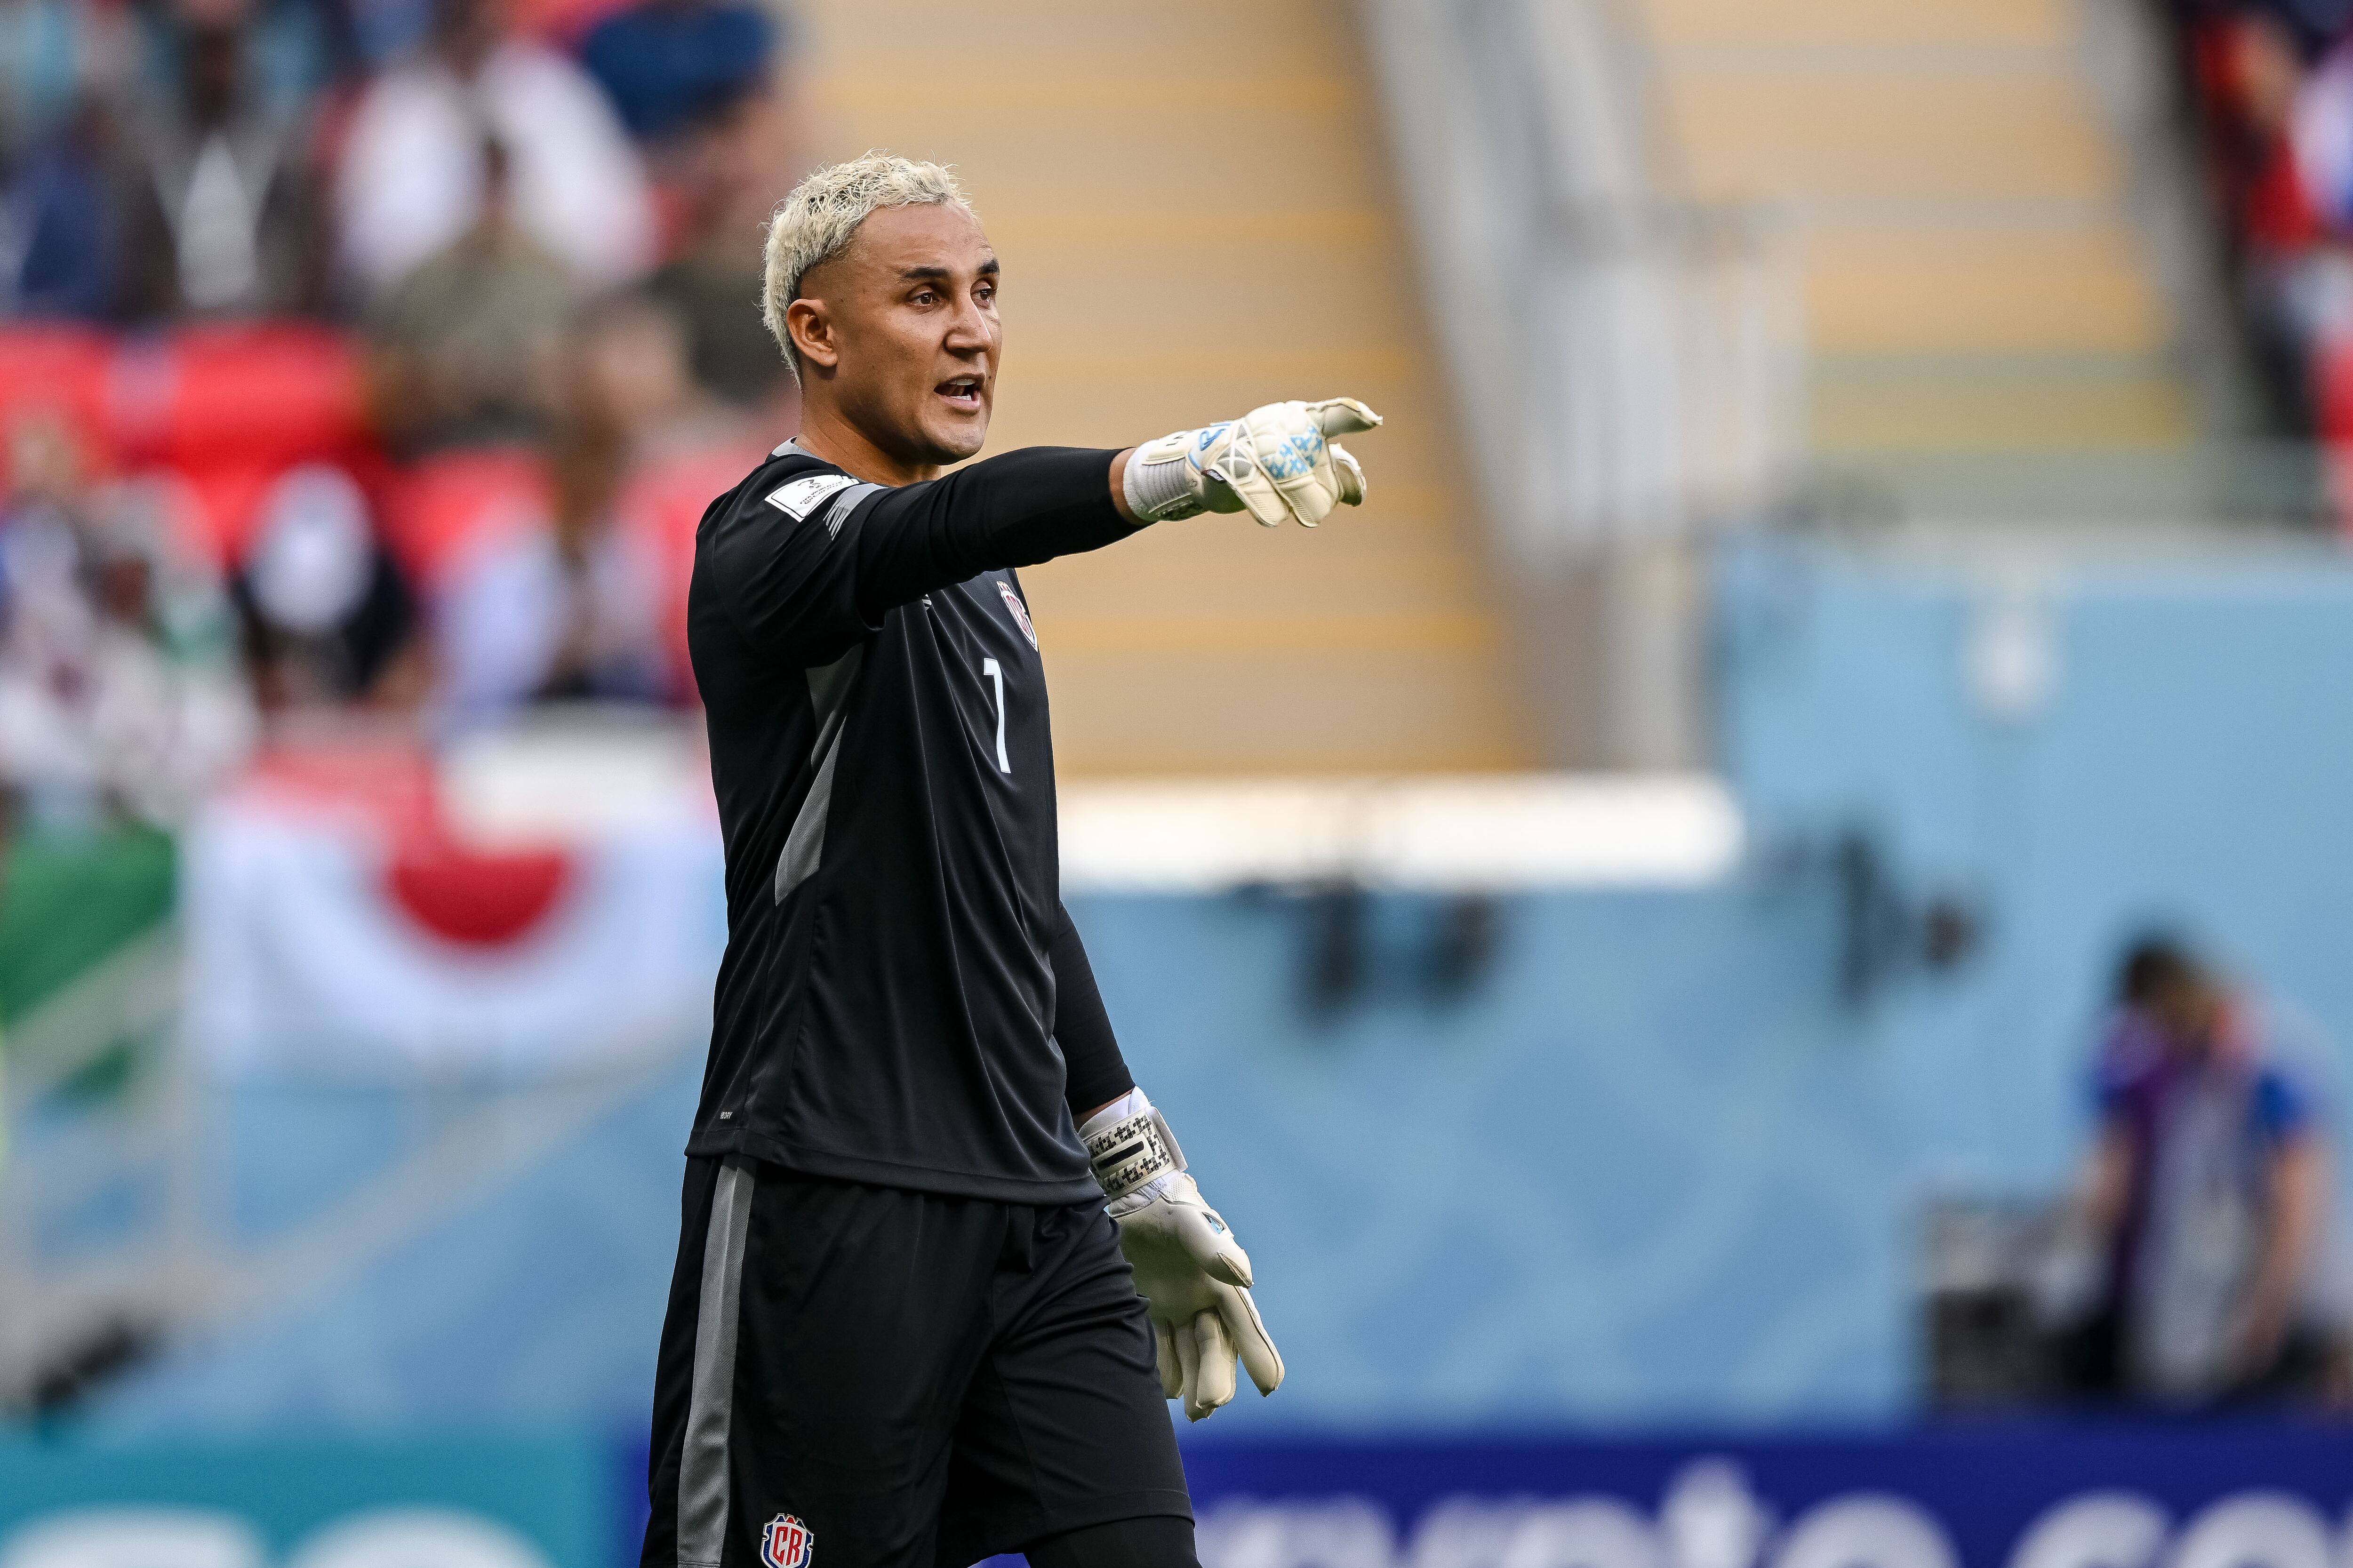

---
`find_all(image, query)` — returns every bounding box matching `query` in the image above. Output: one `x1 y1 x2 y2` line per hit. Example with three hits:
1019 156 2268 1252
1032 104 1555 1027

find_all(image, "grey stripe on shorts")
678 1157 756 1568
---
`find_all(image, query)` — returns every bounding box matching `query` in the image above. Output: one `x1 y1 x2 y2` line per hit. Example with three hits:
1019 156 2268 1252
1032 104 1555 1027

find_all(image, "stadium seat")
0 325 115 486
109 325 371 565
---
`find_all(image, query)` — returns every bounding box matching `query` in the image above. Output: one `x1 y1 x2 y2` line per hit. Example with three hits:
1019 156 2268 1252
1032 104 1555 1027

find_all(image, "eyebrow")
898 257 1001 281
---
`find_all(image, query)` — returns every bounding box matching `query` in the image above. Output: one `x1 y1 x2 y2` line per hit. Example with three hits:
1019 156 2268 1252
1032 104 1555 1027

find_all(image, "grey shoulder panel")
774 645 864 905
818 480 883 539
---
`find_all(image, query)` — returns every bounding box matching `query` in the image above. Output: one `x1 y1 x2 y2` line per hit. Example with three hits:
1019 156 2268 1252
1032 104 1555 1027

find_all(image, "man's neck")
793 407 940 488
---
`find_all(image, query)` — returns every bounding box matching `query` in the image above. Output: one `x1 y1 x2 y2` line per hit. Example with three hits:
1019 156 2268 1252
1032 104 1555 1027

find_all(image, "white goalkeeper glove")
1080 1088 1284 1420
1122 397 1381 528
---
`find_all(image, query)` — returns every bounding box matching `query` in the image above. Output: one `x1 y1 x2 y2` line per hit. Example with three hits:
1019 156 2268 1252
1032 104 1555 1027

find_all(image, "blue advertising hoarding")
1173 1425 2353 1568
0 1430 610 1568
600 1424 2353 1568
7 1421 2353 1568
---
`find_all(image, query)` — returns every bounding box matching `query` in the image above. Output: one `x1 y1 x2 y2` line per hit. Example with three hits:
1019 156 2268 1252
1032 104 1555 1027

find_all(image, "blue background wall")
1719 540 2353 1196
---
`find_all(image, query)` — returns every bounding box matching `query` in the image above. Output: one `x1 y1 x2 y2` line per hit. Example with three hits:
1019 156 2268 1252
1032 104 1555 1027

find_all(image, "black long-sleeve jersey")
685 440 1145 1202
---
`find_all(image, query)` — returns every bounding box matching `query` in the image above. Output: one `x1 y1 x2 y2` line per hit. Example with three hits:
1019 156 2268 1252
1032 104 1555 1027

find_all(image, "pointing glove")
1080 1088 1285 1420
1122 397 1381 528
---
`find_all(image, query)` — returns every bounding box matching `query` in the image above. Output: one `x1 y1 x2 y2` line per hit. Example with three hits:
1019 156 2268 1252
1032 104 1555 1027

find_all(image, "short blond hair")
760 152 975 383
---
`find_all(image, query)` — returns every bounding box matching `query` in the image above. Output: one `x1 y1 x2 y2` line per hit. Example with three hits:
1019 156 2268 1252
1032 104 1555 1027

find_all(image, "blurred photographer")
2054 936 2349 1406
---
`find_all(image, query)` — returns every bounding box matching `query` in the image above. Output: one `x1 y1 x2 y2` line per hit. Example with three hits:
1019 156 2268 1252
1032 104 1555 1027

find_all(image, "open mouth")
936 376 983 410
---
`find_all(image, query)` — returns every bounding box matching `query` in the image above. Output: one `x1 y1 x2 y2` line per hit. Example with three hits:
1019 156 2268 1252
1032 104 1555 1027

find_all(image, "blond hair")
760 153 975 383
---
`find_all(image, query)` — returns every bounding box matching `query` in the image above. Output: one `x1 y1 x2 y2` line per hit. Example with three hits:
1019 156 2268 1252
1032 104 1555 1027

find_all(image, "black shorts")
640 1157 1193 1568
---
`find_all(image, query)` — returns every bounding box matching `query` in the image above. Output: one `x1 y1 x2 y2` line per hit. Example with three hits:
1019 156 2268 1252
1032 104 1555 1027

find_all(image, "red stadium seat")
0 325 115 484
109 325 371 565
381 447 557 589
111 324 366 470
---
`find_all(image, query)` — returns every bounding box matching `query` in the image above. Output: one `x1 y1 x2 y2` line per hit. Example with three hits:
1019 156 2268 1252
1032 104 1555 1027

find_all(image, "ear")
786 298 838 374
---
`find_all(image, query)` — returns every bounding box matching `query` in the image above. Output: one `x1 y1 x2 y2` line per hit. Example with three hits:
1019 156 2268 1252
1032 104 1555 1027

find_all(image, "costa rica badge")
760 1513 814 1568
995 580 1038 648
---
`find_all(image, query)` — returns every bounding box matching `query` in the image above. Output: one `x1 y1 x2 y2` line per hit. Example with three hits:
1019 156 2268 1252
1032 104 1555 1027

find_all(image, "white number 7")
981 658 1009 773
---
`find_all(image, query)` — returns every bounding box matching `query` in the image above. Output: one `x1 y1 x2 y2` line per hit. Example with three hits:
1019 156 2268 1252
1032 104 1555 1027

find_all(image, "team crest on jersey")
996 580 1038 648
760 1514 814 1568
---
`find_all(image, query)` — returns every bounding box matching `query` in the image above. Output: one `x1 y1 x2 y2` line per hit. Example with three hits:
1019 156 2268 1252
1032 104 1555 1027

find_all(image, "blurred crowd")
0 0 802 831
2180 0 2353 447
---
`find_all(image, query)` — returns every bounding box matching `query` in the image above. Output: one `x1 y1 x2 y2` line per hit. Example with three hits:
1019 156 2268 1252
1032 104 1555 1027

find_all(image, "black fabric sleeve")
1051 900 1135 1118
707 446 1142 668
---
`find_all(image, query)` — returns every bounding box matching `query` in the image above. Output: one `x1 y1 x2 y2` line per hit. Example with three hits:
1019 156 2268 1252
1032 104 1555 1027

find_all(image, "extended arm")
846 446 1144 621
842 387 1386 614
713 399 1382 667
710 446 1138 666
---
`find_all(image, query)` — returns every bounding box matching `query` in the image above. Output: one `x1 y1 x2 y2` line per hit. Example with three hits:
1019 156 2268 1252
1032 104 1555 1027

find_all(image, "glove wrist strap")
1122 445 1206 522
1082 1100 1187 1202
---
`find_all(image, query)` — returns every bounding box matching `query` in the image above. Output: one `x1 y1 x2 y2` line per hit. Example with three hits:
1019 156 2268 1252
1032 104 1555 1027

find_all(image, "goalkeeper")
640 152 1378 1568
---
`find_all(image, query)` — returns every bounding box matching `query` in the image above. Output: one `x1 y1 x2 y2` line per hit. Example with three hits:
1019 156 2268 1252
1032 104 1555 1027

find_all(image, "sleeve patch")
765 473 857 523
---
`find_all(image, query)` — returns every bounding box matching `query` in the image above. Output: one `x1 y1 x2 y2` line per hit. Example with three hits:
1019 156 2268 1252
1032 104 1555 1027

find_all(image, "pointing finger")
1305 397 1382 437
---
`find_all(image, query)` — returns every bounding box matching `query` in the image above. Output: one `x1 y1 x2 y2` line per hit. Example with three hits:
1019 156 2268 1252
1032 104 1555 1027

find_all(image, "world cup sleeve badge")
761 1514 814 1568
995 580 1038 648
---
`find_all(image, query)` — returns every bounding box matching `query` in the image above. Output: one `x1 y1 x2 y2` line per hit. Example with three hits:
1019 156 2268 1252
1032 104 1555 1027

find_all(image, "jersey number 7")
980 658 1010 774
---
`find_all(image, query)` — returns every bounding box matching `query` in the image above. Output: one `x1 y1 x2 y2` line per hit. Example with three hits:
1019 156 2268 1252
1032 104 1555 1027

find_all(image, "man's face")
2150 977 2222 1058
790 203 1000 467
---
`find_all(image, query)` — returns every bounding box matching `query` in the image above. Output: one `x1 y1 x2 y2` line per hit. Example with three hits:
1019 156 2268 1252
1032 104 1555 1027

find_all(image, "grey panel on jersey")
774 639 865 905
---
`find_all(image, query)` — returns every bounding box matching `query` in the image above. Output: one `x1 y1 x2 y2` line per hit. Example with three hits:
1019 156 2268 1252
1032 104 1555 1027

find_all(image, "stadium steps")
787 0 1537 775
1634 0 2199 458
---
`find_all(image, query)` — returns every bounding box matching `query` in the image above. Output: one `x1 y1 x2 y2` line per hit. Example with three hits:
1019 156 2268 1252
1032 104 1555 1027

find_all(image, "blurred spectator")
229 460 420 711
0 411 254 828
0 0 115 162
363 136 577 452
430 296 674 724
339 0 432 72
576 287 744 458
2200 7 2333 430
2 96 119 319
0 0 120 317
128 0 346 129
578 0 776 147
642 90 796 410
2052 936 2349 1406
115 4 329 320
332 0 655 296
577 288 755 699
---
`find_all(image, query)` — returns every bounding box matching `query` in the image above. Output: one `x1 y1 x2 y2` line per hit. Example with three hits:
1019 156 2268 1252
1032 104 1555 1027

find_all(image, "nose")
943 292 993 359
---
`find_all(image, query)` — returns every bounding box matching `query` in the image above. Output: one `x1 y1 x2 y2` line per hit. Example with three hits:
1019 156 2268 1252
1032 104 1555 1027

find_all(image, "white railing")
1361 0 1800 557
1359 0 1801 766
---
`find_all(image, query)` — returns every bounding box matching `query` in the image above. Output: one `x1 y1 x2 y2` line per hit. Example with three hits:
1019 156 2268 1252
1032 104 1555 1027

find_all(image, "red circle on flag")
385 846 572 947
